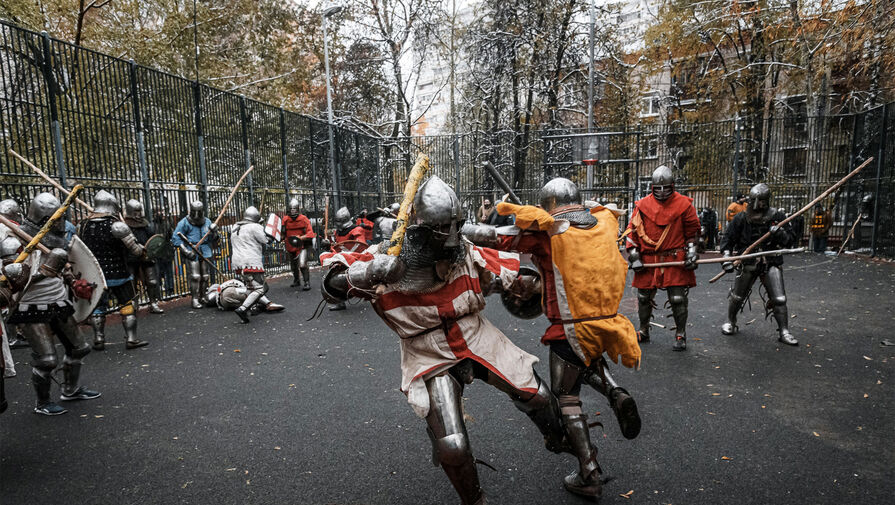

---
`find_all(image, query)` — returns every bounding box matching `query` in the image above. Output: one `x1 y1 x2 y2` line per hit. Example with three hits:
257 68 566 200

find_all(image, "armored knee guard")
121 304 148 349
91 313 106 350
667 287 689 350
513 375 566 453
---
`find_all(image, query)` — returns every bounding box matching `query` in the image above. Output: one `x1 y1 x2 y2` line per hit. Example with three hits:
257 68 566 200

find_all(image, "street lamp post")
322 3 343 210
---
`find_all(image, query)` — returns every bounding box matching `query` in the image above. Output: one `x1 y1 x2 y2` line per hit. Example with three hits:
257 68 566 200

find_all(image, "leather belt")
551 313 618 325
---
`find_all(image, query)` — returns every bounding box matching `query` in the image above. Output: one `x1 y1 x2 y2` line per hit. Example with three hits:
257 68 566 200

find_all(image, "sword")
482 161 522 205
177 232 220 273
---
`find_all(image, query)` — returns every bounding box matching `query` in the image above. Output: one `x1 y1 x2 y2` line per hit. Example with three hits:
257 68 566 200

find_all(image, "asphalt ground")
1 253 893 505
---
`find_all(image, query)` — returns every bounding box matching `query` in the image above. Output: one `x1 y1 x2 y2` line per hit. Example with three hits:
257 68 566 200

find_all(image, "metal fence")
2 20 893 310
0 21 381 301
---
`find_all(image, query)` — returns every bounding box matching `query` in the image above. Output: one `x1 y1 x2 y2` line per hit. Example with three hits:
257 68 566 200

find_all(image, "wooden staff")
709 157 874 283
9 148 93 212
642 248 806 268
258 189 269 214
837 214 863 256
0 215 51 254
5 185 84 270
388 153 430 257
195 165 254 248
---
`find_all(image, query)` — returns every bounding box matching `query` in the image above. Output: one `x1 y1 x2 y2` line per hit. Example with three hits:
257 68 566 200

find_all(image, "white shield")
68 235 107 323
265 213 283 242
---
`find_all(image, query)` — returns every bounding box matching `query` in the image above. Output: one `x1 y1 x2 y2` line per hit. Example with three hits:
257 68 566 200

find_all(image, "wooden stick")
837 214 863 256
642 248 806 268
9 148 93 212
709 157 874 283
196 165 254 247
388 153 430 257
323 195 330 240
11 185 84 265
0 214 51 253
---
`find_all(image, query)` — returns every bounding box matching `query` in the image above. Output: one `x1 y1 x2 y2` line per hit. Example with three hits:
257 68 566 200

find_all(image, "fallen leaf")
862 355 872 361
619 490 634 498
863 393 869 398
813 432 820 437
712 393 721 396
693 338 702 341
761 405 766 409
274 446 281 450
721 456 732 461
234 349 241 353
225 468 236 472
94 415 104 418
707 412 716 415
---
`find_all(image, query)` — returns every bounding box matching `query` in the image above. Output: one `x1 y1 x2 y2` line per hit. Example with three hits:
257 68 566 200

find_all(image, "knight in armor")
719 183 798 346
321 206 367 311
171 201 218 309
355 208 374 244
80 190 149 350
124 199 163 314
5 193 101 415
625 165 701 351
281 198 315 290
229 206 285 323
463 177 642 499
0 198 29 350
321 176 568 505
1 248 33 414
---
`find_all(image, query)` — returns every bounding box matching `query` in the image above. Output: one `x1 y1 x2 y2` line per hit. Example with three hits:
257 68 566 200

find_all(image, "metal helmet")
747 183 771 215
0 236 22 261
386 202 401 217
0 198 23 223
538 178 580 213
188 201 205 225
27 192 61 226
125 199 144 220
651 165 674 201
288 198 301 218
334 207 353 233
93 190 120 215
411 176 464 248
243 206 261 223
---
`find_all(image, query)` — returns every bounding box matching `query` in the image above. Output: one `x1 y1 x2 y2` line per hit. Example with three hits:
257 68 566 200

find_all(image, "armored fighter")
0 198 29 351
124 199 163 314
321 206 367 310
5 193 101 415
281 198 315 290
171 201 218 309
625 165 701 351
79 191 149 350
463 177 642 499
719 183 798 346
0 256 30 413
229 206 284 323
321 176 567 505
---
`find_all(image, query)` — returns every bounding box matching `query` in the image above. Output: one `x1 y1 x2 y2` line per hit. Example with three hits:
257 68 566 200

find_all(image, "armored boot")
329 301 347 311
123 314 148 349
771 304 798 346
290 256 302 286
721 294 744 335
91 314 106 351
32 369 66 416
669 287 688 351
441 455 485 505
189 276 203 309
148 286 164 314
561 414 602 499
301 266 311 291
583 359 641 440
59 357 101 401
513 379 568 454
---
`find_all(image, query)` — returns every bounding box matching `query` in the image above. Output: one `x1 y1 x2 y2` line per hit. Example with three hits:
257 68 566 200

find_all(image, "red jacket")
282 214 315 253
335 226 366 244
625 192 700 289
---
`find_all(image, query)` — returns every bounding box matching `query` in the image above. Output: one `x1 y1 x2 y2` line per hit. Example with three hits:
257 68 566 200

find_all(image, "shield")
332 239 368 253
144 234 170 261
265 213 282 242
67 235 107 323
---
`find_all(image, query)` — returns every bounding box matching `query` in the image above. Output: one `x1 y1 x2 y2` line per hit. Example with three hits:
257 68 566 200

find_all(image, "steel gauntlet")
179 243 197 260
721 250 735 272
684 241 699 270
627 247 644 272
460 223 498 247
321 266 350 303
347 255 405 289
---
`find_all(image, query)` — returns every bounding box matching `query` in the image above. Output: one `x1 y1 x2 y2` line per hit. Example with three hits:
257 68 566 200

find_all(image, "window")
640 92 661 117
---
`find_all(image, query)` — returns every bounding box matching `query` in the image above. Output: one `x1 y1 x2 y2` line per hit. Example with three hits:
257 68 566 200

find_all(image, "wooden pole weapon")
196 165 254 248
388 153 430 257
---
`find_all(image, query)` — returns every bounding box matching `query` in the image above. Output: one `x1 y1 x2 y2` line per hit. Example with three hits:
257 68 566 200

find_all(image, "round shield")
501 266 543 319
144 234 171 261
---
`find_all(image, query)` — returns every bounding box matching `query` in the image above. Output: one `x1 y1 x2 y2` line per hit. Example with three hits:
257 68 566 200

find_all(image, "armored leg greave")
636 288 657 341
142 264 163 312
667 286 689 350
762 266 797 345
289 252 301 285
584 357 641 440
188 259 203 308
299 248 311 290
511 374 566 454
723 267 758 335
61 356 82 396
32 368 52 404
425 373 483 505
91 313 106 350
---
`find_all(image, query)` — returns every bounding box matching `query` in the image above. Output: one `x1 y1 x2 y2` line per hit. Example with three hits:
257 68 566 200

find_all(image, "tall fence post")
870 103 888 257
376 140 382 208
39 32 67 187
634 125 642 202
129 60 152 218
280 109 289 207
733 116 742 199
452 135 461 193
192 82 209 206
239 96 254 206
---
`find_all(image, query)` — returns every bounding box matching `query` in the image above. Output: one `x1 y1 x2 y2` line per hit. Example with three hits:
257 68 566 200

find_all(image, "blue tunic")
171 217 214 258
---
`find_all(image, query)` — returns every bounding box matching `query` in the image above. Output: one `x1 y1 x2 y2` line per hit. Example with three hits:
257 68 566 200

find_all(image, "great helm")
125 199 144 220
651 165 674 201
188 201 205 225
27 192 64 232
288 198 301 218
243 206 261 223
747 183 771 216
0 199 23 223
411 175 464 248
538 177 580 213
93 190 120 215
334 207 353 233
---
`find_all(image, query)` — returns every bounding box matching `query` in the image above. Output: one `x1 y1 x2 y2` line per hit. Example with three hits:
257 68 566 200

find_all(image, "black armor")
80 217 131 280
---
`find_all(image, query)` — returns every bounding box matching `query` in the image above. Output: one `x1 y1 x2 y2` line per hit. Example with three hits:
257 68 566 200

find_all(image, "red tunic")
625 192 700 289
497 232 568 344
335 226 366 244
282 214 315 253
355 217 374 242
